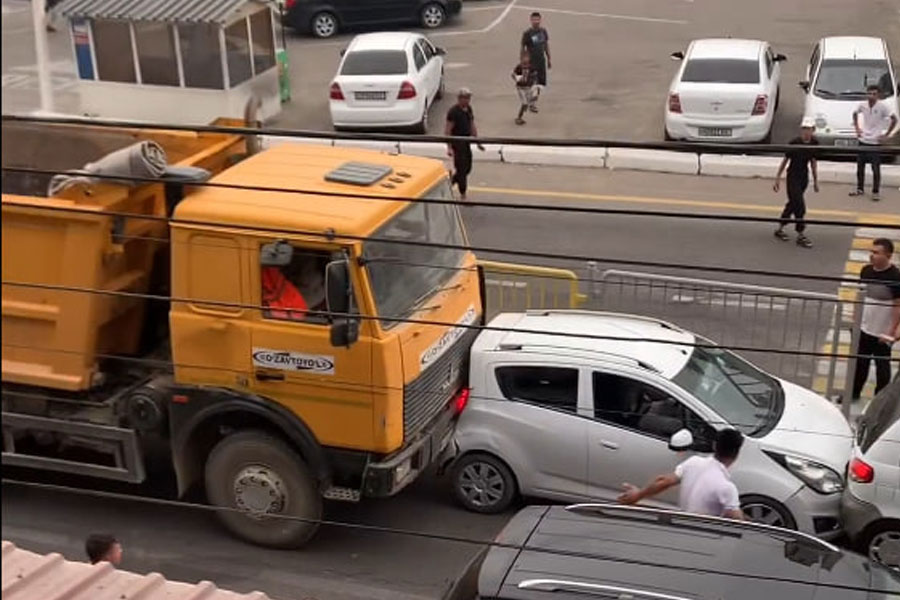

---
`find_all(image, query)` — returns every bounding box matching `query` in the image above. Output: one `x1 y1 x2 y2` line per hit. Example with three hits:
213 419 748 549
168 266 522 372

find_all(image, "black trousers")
856 144 881 193
779 176 807 233
451 143 472 195
853 331 893 399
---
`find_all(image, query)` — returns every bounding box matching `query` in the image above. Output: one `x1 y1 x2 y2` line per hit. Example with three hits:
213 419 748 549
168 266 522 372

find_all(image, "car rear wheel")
740 495 797 530
452 453 517 514
861 521 900 571
421 3 446 29
435 73 445 100
310 11 338 38
413 102 429 134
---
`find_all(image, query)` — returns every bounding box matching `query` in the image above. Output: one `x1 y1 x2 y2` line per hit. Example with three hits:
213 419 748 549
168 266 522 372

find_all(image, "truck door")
247 240 374 452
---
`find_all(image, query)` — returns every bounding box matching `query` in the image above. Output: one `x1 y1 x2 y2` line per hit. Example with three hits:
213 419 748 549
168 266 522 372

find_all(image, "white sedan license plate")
354 91 387 101
835 138 859 147
698 127 732 137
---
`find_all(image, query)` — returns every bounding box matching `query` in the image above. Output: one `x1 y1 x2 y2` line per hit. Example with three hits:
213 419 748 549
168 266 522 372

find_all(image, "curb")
260 136 900 187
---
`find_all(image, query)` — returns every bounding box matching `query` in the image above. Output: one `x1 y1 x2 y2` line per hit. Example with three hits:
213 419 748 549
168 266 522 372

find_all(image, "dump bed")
1 120 244 391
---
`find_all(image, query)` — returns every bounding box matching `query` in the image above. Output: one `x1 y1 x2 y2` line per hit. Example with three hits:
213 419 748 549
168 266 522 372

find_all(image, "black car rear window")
340 50 408 75
682 59 760 84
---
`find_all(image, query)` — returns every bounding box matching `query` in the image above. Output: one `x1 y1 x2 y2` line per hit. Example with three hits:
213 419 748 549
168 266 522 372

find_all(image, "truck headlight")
766 452 843 494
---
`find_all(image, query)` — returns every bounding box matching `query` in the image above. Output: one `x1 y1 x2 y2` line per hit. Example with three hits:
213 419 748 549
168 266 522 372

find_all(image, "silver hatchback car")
449 311 853 539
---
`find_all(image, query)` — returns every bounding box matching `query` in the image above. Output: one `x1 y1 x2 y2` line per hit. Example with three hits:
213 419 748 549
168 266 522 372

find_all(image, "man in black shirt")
853 238 900 400
772 118 819 248
445 88 484 200
520 12 551 113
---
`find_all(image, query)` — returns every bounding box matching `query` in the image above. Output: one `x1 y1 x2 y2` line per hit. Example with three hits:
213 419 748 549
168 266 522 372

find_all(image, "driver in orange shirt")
262 266 308 321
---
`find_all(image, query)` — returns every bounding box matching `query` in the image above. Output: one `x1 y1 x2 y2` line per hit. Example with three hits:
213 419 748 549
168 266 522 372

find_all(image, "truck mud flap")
2 413 146 483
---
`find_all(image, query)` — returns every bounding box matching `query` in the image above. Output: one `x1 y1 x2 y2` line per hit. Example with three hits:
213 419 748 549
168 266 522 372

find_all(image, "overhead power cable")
2 478 895 596
3 164 897 231
3 113 899 157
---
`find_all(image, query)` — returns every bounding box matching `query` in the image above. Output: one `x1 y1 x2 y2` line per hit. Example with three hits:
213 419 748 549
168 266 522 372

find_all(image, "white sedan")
665 39 785 143
329 32 446 133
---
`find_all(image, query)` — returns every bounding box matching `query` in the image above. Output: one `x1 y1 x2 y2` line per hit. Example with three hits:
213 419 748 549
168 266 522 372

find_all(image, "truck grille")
403 327 478 441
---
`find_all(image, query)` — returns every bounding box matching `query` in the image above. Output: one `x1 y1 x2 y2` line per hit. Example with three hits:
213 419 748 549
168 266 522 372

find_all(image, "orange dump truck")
1 120 482 547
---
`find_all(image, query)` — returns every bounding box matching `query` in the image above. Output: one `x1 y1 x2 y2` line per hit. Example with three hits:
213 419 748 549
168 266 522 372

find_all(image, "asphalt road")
3 0 900 142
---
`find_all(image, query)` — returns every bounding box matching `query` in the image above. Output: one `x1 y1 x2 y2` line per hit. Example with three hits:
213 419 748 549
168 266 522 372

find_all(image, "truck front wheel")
205 430 322 548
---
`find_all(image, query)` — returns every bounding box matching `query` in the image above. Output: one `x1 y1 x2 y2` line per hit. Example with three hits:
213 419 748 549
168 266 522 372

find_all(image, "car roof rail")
518 579 694 600
493 344 661 373
523 309 685 332
563 504 840 553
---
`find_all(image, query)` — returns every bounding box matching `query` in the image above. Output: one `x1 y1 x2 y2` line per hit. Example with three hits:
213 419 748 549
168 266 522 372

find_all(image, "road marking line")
469 185 900 220
444 62 471 69
515 5 688 25
433 0 519 37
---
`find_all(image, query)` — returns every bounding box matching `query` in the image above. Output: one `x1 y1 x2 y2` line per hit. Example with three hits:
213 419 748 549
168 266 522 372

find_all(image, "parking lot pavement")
271 0 898 142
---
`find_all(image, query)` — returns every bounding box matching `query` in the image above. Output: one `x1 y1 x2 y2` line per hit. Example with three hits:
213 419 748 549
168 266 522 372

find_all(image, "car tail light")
285 0 296 9
452 387 470 416
329 82 344 100
398 81 417 100
751 94 768 115
849 457 874 483
668 93 682 113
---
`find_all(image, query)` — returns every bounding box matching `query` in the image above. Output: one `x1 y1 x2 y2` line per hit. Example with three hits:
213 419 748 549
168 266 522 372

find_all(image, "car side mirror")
326 258 359 347
668 429 694 452
798 80 810 92
340 48 346 57
774 53 787 62
670 51 684 61
436 47 447 56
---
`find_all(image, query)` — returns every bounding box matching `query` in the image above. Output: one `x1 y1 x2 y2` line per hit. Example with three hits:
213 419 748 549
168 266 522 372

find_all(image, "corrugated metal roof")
57 0 270 24
1 541 277 600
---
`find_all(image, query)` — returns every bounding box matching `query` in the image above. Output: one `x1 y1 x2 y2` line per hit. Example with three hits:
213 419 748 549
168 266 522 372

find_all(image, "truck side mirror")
260 240 293 266
668 429 694 452
326 258 359 347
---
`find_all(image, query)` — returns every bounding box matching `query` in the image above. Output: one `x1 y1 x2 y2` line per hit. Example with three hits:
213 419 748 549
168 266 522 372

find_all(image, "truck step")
323 486 361 502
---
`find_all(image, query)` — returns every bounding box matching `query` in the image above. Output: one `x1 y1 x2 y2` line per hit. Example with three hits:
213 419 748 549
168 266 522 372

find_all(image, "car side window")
496 366 578 413
765 49 774 79
809 45 820 78
592 372 714 450
260 246 331 324
413 44 427 71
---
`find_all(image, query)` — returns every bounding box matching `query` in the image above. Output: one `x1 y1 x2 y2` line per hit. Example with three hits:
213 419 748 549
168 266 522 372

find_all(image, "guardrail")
479 260 587 321
586 267 863 415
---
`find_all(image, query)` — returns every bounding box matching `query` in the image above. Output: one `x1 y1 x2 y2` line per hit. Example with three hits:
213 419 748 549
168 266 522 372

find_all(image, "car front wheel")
740 495 797 530
420 3 446 29
310 11 338 38
452 453 517 514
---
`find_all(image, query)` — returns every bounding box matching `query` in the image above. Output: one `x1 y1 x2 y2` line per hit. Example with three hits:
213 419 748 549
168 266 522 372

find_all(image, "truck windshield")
364 179 467 328
671 344 784 436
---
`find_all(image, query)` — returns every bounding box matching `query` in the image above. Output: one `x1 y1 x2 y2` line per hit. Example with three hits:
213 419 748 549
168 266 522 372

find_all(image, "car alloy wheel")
869 529 900 570
311 12 337 38
421 3 445 29
740 495 796 530
459 462 505 508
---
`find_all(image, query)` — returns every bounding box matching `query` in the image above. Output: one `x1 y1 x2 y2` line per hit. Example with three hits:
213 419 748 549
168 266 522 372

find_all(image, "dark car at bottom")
444 504 900 600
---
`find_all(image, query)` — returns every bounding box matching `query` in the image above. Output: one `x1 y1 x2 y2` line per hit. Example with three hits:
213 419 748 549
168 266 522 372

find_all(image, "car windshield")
364 179 467 328
672 344 784 436
681 59 760 84
814 59 893 99
340 50 408 76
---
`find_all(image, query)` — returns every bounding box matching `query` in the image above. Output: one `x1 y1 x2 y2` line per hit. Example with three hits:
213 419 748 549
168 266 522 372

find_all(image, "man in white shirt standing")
850 84 898 202
617 428 746 521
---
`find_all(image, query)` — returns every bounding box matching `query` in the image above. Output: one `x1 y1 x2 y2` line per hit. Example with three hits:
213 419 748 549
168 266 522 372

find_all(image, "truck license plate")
698 127 732 137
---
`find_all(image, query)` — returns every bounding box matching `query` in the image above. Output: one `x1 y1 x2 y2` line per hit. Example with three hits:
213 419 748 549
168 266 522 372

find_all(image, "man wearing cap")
445 88 485 200
772 117 820 248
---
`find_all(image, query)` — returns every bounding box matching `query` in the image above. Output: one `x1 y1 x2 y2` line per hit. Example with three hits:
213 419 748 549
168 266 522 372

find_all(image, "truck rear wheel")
205 430 322 548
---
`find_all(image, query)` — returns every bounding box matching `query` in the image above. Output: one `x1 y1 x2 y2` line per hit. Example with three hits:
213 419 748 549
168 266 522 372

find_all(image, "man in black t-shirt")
772 118 819 248
445 88 484 200
520 12 551 113
853 238 900 400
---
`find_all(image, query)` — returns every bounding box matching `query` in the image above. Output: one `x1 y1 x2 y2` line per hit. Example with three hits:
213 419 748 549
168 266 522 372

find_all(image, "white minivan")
801 36 899 146
450 311 853 539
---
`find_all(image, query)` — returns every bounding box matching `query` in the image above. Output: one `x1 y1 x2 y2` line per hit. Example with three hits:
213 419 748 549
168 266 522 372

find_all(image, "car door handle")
255 370 285 382
600 440 619 450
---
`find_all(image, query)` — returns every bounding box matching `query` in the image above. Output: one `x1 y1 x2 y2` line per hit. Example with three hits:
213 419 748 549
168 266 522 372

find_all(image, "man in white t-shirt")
617 428 745 520
850 84 898 202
